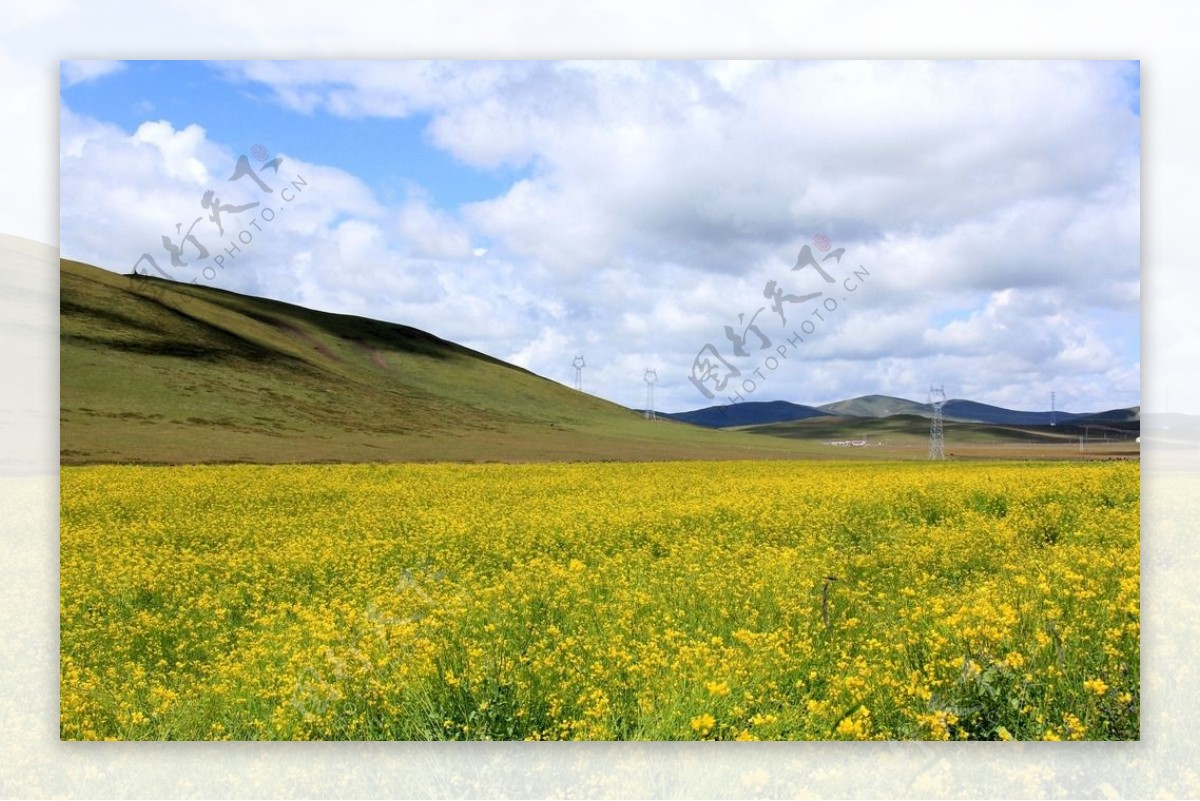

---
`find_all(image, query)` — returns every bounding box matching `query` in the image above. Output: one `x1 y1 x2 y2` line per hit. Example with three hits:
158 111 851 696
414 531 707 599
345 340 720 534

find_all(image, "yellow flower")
59 460 1140 741
1002 651 1026 670
835 707 872 740
835 717 860 737
916 710 958 741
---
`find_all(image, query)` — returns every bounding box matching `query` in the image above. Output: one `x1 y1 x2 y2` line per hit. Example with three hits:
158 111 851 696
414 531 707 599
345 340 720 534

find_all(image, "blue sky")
61 60 527 211
59 59 1141 413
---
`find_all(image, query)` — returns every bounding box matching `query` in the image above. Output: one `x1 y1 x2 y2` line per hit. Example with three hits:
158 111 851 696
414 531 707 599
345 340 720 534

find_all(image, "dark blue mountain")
658 400 832 429
663 395 1140 430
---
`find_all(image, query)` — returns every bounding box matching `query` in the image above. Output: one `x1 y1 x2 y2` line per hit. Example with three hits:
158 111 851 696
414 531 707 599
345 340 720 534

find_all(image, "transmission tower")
1050 391 1056 427
644 368 658 421
928 385 946 460
572 355 585 391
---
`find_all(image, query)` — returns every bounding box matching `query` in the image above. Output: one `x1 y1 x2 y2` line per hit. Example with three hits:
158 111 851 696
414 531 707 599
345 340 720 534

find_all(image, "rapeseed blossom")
60 460 1140 740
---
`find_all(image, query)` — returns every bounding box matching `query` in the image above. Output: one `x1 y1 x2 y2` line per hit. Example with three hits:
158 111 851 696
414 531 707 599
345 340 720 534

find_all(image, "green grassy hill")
817 394 931 418
60 259 813 465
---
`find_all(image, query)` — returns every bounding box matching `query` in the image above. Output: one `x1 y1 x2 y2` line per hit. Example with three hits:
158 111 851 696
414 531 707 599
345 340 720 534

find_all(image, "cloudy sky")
59 59 1140 413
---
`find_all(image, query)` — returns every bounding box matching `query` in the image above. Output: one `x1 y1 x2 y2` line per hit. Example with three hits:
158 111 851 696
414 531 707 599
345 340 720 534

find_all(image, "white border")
3 1 1197 797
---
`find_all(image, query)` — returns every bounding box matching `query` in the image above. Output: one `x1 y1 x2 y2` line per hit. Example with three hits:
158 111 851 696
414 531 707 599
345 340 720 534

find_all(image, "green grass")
60 259 819 464
735 415 1139 460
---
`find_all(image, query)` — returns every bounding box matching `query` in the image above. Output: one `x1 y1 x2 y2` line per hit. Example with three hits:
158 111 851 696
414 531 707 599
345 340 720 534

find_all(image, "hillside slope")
817 394 931 418
60 260 808 464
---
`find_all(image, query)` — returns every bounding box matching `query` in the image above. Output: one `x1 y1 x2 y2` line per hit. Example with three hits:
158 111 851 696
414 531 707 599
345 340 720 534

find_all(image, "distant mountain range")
660 394 1140 430
662 400 830 429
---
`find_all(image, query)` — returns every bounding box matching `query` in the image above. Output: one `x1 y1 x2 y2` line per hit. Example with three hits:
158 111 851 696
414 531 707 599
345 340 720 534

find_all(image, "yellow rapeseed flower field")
60 460 1139 741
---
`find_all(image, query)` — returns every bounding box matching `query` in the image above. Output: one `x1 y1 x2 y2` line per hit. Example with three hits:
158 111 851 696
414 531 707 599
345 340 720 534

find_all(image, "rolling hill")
59 258 1141 464
816 394 1139 427
668 393 1139 430
817 394 931 419
59 259 812 465
943 399 1138 427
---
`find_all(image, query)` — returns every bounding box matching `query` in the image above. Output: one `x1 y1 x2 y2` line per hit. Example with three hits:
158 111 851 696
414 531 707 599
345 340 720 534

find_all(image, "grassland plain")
63 259 1135 465
59 460 1139 741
